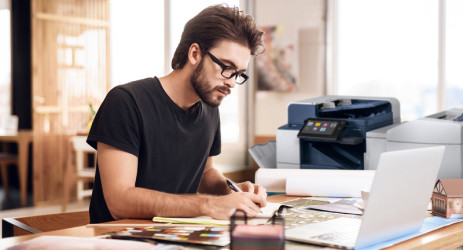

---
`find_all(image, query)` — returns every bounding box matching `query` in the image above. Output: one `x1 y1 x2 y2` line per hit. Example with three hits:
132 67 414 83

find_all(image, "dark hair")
171 4 264 70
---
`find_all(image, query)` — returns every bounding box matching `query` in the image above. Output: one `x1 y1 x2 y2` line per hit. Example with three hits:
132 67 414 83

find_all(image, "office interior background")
0 0 462 208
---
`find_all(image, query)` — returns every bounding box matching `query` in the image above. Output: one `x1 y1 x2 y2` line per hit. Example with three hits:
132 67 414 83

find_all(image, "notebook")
285 146 445 249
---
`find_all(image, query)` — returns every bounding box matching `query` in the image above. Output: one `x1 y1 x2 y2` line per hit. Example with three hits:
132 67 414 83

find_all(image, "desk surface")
2 194 463 249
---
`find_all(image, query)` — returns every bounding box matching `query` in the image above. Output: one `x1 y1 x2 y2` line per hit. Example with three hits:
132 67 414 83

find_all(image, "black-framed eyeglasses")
207 52 249 85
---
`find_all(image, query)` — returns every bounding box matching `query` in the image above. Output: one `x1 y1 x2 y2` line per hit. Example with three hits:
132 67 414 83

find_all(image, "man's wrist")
198 195 213 216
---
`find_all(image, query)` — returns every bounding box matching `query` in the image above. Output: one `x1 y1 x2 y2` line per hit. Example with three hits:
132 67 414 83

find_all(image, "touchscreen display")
298 119 346 140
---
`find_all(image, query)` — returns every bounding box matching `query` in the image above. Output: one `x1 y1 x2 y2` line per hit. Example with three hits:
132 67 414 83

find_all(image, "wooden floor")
0 187 90 237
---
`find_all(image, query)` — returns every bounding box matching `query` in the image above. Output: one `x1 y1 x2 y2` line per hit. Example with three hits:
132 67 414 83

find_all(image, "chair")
62 136 96 212
0 153 19 195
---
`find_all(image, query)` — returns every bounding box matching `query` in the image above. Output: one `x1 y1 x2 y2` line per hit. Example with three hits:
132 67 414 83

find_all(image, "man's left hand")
236 181 267 207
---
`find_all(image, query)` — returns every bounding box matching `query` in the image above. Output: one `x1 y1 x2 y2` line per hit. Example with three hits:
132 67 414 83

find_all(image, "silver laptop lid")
356 146 445 248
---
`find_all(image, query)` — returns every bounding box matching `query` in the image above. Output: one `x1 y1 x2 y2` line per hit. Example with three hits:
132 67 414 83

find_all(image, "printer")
276 96 400 170
366 108 463 179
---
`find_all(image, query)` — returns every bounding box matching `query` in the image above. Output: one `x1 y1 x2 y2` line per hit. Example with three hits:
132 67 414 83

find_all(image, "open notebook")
153 202 282 226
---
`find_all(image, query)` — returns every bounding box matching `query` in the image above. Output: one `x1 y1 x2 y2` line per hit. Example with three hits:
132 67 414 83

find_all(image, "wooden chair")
62 136 96 212
0 153 19 195
2 210 90 238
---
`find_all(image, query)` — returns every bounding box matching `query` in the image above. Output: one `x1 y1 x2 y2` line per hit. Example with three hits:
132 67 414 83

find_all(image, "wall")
253 0 326 135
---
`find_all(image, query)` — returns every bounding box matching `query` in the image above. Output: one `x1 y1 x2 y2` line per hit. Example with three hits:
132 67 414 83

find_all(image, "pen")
226 178 243 192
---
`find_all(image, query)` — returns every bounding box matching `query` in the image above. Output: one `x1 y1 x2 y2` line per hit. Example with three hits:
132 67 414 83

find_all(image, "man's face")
191 40 251 107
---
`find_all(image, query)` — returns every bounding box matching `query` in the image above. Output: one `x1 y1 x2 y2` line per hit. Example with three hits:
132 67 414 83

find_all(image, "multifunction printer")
276 95 400 170
366 108 463 179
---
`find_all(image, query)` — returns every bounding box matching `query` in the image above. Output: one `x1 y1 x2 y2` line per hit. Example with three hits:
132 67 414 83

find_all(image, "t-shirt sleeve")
209 111 221 156
87 87 141 157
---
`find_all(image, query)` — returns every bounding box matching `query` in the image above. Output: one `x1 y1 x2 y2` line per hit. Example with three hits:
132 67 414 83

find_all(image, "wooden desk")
2 211 90 238
0 130 33 206
1 195 463 249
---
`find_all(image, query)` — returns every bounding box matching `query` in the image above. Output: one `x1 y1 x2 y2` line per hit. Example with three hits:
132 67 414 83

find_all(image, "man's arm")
97 142 266 220
197 157 230 195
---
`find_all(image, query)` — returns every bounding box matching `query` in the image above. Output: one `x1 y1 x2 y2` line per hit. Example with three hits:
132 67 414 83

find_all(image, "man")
87 4 267 223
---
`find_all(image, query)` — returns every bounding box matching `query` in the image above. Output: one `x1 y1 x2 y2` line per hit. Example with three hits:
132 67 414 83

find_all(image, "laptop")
285 146 445 249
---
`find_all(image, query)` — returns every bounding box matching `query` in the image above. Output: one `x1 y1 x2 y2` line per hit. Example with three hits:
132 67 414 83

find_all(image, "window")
330 0 463 121
110 0 164 86
110 0 246 171
445 0 463 109
0 2 11 131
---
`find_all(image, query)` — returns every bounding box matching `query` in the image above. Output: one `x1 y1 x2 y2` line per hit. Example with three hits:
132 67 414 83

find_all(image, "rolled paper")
256 168 375 197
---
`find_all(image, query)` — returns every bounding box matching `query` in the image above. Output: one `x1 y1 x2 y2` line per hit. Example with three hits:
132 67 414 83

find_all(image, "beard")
191 59 231 107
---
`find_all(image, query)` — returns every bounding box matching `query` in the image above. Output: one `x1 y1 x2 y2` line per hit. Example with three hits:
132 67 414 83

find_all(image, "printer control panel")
297 118 346 141
297 118 364 145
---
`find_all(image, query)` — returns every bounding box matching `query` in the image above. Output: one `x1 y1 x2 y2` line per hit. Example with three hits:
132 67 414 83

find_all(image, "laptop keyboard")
310 219 360 245
286 217 362 248
311 229 358 245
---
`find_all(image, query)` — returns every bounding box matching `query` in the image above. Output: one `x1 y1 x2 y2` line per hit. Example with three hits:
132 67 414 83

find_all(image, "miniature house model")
432 179 463 218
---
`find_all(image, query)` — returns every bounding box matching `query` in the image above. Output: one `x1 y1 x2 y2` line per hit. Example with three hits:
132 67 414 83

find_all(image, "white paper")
7 236 156 250
286 170 375 197
256 168 375 197
255 168 300 192
248 140 276 168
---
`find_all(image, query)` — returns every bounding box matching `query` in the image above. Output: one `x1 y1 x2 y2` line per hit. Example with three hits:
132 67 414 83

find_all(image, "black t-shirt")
87 77 221 223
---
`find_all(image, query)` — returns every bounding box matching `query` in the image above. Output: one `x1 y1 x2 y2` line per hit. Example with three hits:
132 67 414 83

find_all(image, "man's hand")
236 181 267 206
204 191 266 220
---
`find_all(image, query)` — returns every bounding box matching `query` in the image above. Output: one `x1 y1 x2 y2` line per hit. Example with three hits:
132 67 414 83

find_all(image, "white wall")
254 0 326 135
